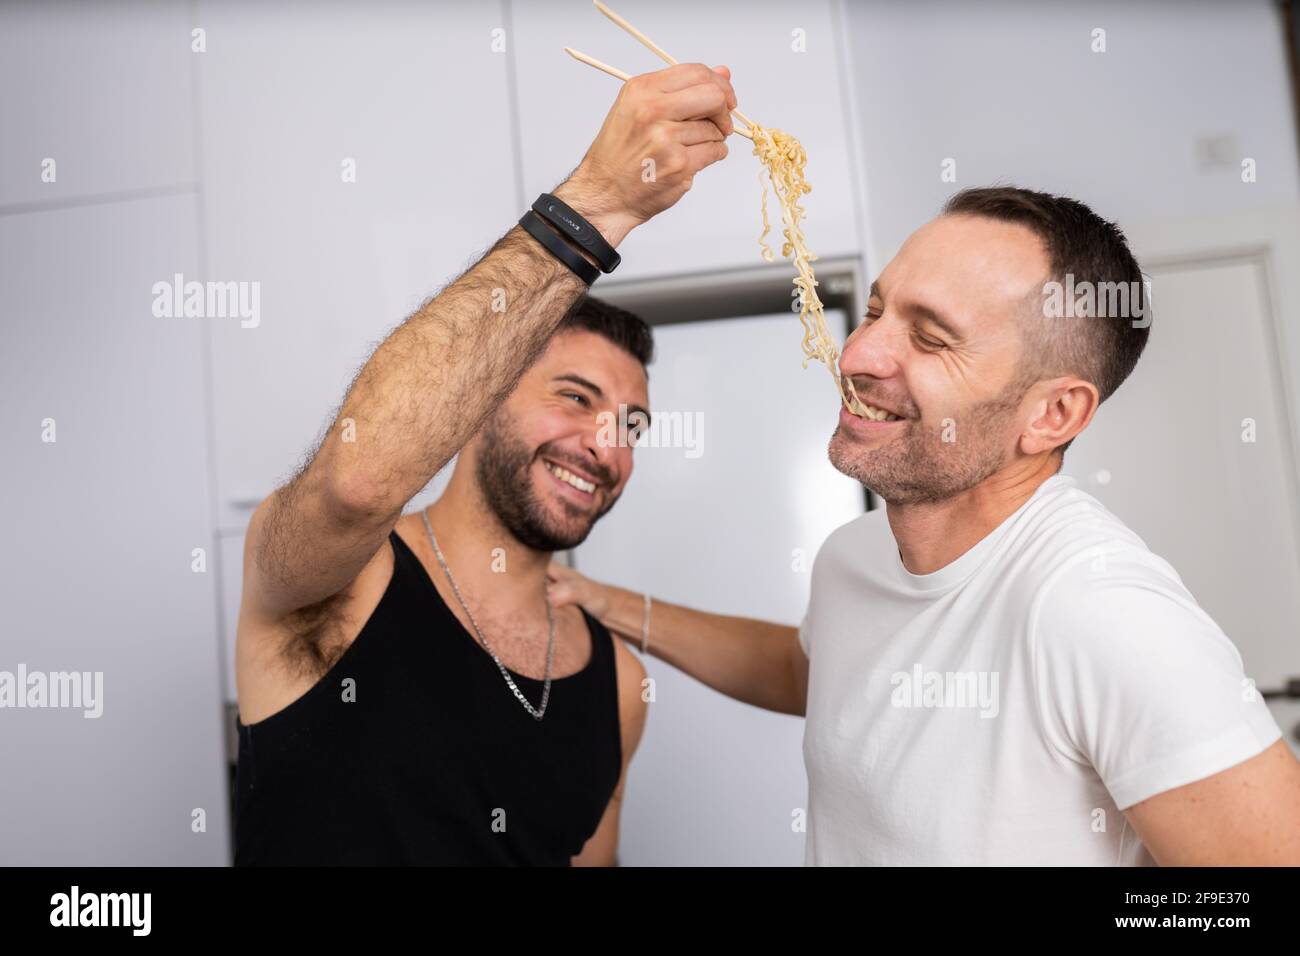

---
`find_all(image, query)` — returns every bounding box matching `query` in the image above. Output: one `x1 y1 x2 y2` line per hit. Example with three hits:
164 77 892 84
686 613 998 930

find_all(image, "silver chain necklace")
421 508 555 721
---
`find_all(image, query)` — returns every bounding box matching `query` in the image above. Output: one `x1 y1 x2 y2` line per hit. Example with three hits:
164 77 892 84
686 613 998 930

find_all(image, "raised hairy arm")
242 63 737 623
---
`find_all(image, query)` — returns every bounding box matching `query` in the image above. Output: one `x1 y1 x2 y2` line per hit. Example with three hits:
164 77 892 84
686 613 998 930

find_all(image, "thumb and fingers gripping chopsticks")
564 0 755 141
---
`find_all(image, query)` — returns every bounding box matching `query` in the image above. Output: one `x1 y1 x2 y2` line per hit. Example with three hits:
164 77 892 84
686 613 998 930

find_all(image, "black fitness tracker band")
518 210 600 286
531 193 622 275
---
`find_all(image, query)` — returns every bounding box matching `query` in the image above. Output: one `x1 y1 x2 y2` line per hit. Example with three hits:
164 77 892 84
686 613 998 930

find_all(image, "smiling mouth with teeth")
856 402 904 422
841 377 903 422
543 460 597 494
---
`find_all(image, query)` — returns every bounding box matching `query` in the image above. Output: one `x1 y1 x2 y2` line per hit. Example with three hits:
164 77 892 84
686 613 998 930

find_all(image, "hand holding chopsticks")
565 1 755 141
545 0 738 252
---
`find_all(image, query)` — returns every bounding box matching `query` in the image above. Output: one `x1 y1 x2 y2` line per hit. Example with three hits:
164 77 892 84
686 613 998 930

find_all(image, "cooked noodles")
750 123 871 418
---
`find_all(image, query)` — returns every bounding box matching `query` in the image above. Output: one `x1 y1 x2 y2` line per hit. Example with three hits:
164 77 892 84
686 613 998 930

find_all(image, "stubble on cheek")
829 403 1016 505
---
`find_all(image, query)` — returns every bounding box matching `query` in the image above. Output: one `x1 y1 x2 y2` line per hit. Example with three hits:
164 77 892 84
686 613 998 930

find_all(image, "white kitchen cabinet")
197 1 521 529
512 0 862 281
0 0 196 207
0 195 227 864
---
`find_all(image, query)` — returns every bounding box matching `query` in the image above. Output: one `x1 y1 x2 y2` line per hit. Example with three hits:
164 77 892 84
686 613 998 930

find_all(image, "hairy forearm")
323 229 579 513
251 224 585 612
251 188 630 615
597 584 804 716
314 190 628 521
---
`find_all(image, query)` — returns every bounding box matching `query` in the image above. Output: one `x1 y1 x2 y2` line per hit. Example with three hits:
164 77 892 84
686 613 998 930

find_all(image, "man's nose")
839 316 903 381
580 421 620 482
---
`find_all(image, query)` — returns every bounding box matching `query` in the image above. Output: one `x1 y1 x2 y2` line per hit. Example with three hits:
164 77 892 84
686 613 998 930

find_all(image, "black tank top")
234 530 622 865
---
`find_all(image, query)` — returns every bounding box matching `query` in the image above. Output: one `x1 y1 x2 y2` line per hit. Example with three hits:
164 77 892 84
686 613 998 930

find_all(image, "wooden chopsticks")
565 0 756 141
563 46 631 83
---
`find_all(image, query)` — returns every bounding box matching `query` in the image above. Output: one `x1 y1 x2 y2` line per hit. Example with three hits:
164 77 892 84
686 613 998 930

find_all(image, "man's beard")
828 374 1031 505
474 410 617 552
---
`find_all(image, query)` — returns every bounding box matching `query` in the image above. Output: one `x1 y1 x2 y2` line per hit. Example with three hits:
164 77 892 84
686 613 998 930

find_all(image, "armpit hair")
277 589 354 681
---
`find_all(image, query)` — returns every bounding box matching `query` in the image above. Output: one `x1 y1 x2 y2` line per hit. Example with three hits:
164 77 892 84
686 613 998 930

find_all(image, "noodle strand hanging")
749 123 871 418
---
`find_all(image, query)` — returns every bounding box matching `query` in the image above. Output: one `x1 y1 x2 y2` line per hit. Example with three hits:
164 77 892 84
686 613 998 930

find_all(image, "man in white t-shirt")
547 185 1300 865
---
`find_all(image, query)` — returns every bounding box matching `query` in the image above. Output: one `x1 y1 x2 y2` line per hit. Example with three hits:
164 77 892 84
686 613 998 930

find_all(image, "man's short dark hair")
942 186 1150 454
558 294 655 372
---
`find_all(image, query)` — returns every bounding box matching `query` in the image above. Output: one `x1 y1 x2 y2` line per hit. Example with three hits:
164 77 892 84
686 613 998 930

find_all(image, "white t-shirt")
799 473 1281 865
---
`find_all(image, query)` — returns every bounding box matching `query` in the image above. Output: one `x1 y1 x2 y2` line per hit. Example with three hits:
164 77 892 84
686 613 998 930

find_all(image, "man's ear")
1019 377 1099 456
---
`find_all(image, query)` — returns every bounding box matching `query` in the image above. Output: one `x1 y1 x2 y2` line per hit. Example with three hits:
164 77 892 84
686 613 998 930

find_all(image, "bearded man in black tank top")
231 62 741 865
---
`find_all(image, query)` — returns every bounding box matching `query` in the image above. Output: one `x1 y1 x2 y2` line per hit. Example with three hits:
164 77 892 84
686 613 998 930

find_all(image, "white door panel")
1062 257 1300 687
